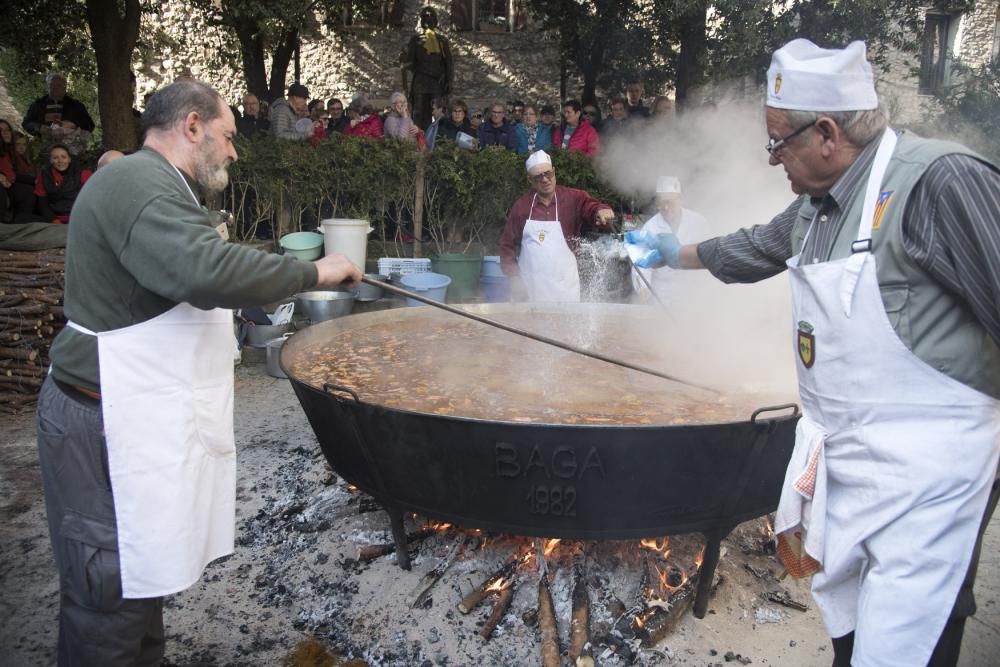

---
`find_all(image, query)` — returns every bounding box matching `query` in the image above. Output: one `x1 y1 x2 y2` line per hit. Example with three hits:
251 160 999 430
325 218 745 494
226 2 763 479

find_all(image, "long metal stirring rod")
362 276 717 394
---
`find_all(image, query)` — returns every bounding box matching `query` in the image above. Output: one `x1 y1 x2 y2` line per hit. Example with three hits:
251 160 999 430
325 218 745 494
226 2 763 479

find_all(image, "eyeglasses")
473 113 484 119
766 120 817 157
530 170 555 183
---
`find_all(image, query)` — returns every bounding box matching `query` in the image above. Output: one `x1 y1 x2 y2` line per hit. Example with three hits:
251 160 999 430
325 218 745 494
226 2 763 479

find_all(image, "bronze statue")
400 6 453 130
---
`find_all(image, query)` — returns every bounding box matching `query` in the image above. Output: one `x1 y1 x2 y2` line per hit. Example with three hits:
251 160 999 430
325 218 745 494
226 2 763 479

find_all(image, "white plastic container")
320 218 372 271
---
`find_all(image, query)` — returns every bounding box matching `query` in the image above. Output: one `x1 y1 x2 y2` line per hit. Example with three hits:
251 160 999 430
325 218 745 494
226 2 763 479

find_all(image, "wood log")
0 332 22 344
538 578 560 667
0 392 37 403
0 375 43 390
634 576 698 647
0 304 49 316
479 582 514 641
0 347 38 362
408 536 466 609
569 574 593 665
0 315 43 327
357 527 437 562
458 557 518 614
18 291 61 305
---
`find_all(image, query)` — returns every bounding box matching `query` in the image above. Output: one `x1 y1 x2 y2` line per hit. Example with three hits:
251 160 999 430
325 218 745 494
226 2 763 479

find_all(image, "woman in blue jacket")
515 105 553 155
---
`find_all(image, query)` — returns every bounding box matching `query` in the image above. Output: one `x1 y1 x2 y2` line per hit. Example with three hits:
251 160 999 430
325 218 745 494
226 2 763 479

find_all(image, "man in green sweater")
37 79 361 666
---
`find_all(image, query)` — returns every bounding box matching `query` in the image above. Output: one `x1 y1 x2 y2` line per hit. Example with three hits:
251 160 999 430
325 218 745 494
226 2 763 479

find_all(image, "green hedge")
225 135 627 257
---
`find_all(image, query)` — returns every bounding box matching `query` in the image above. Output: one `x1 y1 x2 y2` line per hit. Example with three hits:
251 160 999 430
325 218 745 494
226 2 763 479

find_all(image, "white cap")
766 39 878 111
656 176 681 194
525 150 552 174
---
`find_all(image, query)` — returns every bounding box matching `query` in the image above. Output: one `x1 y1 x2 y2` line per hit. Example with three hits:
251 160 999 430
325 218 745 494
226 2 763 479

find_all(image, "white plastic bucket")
320 219 372 271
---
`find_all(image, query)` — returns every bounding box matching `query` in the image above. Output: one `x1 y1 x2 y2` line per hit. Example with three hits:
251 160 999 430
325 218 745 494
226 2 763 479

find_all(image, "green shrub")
226 135 627 257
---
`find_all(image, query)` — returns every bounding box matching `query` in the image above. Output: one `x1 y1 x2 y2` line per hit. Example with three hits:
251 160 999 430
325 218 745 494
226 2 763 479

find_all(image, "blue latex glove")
625 229 681 269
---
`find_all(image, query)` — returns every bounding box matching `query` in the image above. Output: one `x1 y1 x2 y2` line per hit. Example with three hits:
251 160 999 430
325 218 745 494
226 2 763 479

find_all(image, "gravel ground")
2 358 998 666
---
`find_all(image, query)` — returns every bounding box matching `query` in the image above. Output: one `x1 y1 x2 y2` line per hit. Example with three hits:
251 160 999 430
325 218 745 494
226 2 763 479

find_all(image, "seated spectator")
344 96 384 139
383 92 420 142
327 98 349 133
33 143 91 224
0 123 39 223
539 104 557 130
437 98 473 143
22 73 96 138
582 102 602 132
601 97 631 140
424 97 447 150
515 104 553 155
270 83 312 140
307 107 330 145
478 101 517 151
553 99 599 157
308 99 325 116
236 93 270 138
625 82 650 117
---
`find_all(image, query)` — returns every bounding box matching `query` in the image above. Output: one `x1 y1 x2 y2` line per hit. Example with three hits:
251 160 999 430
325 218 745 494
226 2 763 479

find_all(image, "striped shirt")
697 135 1000 346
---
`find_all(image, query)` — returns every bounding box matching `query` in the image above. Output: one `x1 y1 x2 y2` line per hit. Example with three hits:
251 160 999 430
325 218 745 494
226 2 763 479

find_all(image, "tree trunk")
235 21 269 102
85 0 142 151
268 28 300 102
675 1 708 113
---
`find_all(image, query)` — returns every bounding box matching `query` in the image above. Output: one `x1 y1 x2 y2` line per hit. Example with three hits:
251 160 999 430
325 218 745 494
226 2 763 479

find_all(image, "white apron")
517 192 581 302
774 128 1000 666
67 165 236 598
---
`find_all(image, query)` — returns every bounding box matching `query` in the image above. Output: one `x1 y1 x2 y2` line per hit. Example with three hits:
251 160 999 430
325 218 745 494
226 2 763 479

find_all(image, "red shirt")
500 184 612 277
344 115 384 139
0 154 14 184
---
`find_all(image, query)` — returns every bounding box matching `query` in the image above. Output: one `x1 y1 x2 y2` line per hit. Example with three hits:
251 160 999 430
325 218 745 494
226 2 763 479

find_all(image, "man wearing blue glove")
668 38 1000 667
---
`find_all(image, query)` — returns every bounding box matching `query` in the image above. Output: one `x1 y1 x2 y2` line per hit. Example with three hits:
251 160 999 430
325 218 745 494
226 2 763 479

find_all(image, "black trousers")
36 377 165 667
832 477 1000 667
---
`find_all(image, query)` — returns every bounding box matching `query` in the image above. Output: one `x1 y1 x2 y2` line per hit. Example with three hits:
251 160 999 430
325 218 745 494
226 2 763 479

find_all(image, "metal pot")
295 289 355 323
244 321 294 348
265 335 290 378
355 273 389 302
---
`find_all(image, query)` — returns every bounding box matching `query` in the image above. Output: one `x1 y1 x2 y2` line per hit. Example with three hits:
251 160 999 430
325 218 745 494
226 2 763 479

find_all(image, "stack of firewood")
0 250 65 414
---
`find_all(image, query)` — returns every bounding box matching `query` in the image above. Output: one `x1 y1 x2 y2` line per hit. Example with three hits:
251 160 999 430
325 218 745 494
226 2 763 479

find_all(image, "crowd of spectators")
1 70 678 225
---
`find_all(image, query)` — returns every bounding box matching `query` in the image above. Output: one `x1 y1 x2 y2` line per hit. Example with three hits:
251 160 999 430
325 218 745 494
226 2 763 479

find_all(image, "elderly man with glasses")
628 38 1000 667
477 101 517 151
500 150 615 302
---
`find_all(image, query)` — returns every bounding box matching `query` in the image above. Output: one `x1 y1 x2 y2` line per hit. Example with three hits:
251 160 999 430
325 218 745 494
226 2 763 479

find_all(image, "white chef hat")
656 176 681 194
525 150 552 174
766 39 878 111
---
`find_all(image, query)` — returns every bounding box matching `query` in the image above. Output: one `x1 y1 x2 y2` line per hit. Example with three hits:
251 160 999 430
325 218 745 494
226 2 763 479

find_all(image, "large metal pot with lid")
281 303 799 616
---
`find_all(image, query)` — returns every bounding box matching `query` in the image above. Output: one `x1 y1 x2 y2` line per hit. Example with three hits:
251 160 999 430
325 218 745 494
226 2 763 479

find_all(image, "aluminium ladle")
361 275 717 394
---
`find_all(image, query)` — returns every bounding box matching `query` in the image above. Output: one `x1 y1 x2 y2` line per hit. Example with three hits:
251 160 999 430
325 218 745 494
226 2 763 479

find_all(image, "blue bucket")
481 256 504 279
400 272 451 306
480 274 510 302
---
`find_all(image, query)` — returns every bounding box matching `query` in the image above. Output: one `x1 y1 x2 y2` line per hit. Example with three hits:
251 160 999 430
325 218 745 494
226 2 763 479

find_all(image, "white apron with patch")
66 165 236 598
774 128 1000 666
517 192 580 302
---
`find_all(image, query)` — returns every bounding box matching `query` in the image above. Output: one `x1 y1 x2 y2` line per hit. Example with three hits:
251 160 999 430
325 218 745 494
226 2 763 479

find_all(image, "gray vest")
792 131 1000 398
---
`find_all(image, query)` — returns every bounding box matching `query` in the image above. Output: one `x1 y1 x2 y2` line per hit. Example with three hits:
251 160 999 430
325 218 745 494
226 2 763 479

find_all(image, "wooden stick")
0 347 38 362
569 574 593 665
357 527 437 562
408 536 466 609
458 557 518 614
479 582 514 641
538 577 560 667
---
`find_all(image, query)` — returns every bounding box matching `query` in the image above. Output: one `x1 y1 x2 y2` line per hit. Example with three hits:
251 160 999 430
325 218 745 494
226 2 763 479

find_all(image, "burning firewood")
357 527 437 562
632 576 698 647
479 578 515 641
537 577 560 667
569 572 594 667
458 556 518 614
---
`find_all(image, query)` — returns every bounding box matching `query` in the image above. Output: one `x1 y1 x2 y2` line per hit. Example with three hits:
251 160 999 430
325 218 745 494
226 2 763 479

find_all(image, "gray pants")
36 376 164 667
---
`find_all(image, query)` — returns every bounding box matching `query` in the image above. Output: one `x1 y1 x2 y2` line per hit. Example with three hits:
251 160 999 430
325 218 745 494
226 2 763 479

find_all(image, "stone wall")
135 0 564 114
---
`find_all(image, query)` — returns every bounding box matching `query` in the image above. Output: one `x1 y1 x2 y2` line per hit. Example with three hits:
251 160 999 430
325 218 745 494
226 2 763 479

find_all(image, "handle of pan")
323 382 360 404
750 402 800 426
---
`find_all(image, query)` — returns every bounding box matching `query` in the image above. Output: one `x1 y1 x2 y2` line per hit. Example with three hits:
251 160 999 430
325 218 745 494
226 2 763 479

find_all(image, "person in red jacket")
344 96 384 139
552 100 599 157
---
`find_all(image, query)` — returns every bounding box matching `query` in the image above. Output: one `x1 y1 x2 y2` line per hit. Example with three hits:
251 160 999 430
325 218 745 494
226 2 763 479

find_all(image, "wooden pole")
413 156 425 258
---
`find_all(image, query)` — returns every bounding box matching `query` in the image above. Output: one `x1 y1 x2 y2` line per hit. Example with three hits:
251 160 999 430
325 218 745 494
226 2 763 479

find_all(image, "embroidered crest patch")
538 230 546 242
774 73 782 95
871 190 894 231
797 320 815 369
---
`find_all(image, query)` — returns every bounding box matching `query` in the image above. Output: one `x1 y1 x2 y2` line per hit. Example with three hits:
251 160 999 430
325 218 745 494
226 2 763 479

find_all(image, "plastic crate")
377 257 432 277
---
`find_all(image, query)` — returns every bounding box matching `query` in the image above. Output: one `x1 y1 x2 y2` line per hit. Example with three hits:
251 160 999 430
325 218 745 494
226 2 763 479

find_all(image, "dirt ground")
2 358 999 666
